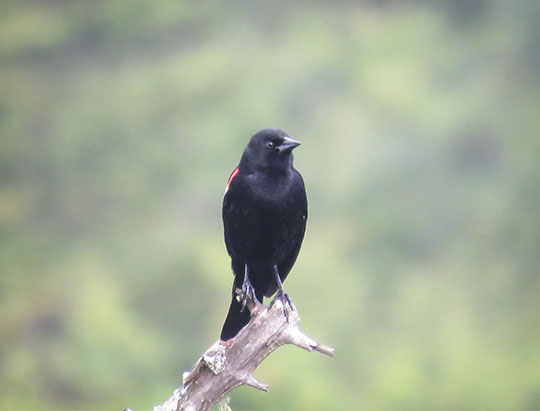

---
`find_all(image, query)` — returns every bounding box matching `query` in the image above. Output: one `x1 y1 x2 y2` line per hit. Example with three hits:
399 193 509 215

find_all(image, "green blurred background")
1 1 538 410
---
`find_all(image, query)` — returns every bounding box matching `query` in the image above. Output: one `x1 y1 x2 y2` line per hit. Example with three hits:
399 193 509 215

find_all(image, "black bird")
220 129 307 341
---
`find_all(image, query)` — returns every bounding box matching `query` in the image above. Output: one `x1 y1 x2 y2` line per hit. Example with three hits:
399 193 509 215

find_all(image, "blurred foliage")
1 1 539 409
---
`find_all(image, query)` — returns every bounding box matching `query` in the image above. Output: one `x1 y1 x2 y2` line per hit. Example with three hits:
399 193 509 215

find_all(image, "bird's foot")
239 278 257 313
270 289 294 322
234 286 263 316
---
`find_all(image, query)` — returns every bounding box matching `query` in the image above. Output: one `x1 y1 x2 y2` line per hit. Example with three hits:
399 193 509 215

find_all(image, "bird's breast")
223 175 305 260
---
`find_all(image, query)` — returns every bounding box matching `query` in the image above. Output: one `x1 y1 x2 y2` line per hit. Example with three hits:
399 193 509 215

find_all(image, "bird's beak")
279 136 301 152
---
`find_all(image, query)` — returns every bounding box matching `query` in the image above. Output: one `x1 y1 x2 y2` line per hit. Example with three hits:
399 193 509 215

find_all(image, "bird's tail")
220 283 264 340
220 295 251 340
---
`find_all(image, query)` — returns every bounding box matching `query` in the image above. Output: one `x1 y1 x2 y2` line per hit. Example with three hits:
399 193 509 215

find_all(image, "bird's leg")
239 264 256 313
270 265 293 321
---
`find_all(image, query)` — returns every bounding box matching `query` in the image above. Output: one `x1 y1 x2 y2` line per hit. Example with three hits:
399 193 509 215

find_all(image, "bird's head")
240 129 301 173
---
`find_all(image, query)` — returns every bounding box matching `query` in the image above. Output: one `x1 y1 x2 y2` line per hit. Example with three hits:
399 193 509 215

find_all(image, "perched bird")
220 129 308 341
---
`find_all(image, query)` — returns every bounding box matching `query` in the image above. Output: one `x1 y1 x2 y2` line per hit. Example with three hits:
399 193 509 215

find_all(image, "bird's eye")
267 141 276 148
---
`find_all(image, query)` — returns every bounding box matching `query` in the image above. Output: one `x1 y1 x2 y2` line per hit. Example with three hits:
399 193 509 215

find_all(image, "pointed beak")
279 136 301 152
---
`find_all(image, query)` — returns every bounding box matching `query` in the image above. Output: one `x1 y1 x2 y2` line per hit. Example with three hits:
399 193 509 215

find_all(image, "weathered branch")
152 293 334 411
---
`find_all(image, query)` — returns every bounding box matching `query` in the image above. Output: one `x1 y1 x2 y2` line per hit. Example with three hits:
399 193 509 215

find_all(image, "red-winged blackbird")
220 129 307 340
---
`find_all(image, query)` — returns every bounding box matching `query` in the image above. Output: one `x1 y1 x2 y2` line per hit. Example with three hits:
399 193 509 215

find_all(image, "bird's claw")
270 290 293 322
240 280 256 313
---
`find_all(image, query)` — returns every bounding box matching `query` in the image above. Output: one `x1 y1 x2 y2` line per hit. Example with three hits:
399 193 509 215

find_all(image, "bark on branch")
152 293 334 411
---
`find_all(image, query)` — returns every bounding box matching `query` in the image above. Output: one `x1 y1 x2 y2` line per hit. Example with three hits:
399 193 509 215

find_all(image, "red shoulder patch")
225 168 240 193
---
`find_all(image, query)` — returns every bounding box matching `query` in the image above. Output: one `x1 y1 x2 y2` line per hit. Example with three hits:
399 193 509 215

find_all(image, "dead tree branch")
152 294 334 411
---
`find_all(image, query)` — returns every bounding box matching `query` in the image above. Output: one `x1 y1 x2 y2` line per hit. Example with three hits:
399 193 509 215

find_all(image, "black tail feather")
220 282 264 340
220 296 251 340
